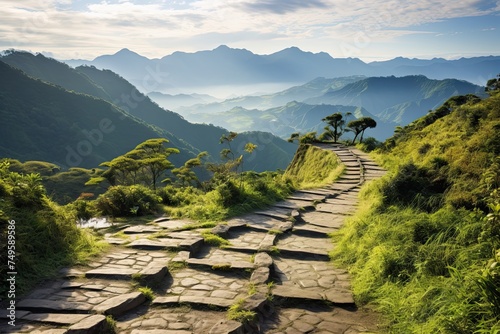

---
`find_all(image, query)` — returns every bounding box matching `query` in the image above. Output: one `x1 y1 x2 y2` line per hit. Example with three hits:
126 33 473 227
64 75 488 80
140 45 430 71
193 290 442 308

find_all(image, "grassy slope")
0 164 107 296
331 92 500 332
284 144 344 188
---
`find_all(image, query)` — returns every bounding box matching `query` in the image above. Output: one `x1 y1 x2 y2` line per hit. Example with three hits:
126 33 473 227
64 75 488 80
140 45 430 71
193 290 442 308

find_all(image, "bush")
95 185 161 217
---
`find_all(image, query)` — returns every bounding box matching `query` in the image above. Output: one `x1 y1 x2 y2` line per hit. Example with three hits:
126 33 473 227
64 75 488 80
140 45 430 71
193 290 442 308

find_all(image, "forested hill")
331 84 500 332
0 51 296 172
0 60 187 168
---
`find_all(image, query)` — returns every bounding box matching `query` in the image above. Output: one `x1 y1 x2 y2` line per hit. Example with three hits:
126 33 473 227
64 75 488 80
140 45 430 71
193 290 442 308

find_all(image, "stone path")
0 144 385 334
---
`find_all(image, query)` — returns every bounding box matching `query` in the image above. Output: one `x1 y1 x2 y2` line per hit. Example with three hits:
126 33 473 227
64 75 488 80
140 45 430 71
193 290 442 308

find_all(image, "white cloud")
0 0 498 59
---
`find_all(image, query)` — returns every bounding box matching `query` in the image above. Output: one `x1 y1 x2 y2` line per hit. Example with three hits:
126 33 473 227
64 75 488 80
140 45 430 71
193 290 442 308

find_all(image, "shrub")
95 185 161 217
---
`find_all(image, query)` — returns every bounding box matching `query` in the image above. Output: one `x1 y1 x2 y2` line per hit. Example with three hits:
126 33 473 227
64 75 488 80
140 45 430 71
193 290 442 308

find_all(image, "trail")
0 143 386 334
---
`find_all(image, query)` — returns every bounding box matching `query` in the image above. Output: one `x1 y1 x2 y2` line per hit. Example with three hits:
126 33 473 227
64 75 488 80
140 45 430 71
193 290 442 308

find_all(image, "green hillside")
0 51 296 172
0 61 185 168
307 75 485 125
331 89 500 332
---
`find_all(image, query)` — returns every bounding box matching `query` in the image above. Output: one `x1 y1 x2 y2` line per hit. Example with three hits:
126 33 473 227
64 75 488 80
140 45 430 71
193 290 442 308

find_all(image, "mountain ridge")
61 46 500 91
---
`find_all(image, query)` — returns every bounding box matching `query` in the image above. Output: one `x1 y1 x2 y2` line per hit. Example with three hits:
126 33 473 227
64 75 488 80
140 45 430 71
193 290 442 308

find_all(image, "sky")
1 0 499 62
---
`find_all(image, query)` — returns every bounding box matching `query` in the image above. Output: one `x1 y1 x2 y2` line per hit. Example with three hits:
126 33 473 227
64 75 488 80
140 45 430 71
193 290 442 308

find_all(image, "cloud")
238 0 328 14
0 0 498 60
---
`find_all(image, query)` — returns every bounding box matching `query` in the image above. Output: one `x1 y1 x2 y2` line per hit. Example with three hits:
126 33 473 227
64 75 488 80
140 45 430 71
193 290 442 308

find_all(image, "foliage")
94 185 162 217
346 116 377 144
318 112 351 142
0 161 106 295
486 74 500 94
227 299 257 323
138 286 155 301
287 131 318 144
201 231 230 246
284 144 344 188
91 138 179 190
331 87 500 332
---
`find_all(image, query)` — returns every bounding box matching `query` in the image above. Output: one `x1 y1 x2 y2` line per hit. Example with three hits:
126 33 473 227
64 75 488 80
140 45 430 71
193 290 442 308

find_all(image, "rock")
22 313 89 325
250 267 270 284
211 224 231 238
17 299 93 313
67 314 106 334
253 252 273 268
209 320 244 334
94 292 146 317
85 267 137 279
139 264 168 285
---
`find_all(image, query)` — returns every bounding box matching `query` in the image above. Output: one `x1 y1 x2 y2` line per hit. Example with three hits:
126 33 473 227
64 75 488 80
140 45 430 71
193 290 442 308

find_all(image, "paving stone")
67 314 106 334
250 267 270 284
178 295 234 308
139 264 169 285
123 225 161 234
272 285 323 302
17 299 93 313
208 320 243 334
85 267 137 279
23 313 90 325
254 252 273 268
93 292 146 317
127 238 180 250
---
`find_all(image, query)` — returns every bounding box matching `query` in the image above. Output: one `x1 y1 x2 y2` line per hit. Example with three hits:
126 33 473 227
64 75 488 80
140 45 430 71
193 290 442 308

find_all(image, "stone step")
122 225 161 234
272 285 355 305
275 247 330 261
67 314 107 334
17 299 93 314
22 313 90 325
93 291 146 317
85 267 137 280
153 295 234 309
186 258 255 271
292 224 331 237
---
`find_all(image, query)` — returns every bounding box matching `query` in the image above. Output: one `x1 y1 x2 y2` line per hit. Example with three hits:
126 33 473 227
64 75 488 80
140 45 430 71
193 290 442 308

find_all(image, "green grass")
227 299 257 323
330 92 500 333
138 286 155 301
284 144 345 188
202 232 230 247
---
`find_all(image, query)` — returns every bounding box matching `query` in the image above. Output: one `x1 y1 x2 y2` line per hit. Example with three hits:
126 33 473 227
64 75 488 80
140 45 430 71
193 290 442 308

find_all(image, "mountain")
172 75 484 141
0 60 179 169
306 75 485 126
172 76 365 117
0 51 296 172
63 46 499 93
186 102 388 139
147 92 220 110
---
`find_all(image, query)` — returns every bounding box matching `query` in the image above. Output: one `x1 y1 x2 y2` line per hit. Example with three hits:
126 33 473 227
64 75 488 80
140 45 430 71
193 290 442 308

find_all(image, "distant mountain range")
159 75 484 141
0 51 296 172
63 45 500 92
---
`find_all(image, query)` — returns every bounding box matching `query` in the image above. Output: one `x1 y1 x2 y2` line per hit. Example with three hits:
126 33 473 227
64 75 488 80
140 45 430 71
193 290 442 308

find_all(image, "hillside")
331 89 500 332
0 51 296 172
175 75 484 141
185 102 390 140
306 75 485 125
0 61 184 169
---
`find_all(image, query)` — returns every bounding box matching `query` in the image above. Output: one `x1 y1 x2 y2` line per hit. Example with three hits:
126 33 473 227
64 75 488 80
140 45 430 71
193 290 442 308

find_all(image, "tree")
347 117 377 144
320 112 346 142
485 74 500 94
127 138 180 190
86 138 179 190
171 151 207 187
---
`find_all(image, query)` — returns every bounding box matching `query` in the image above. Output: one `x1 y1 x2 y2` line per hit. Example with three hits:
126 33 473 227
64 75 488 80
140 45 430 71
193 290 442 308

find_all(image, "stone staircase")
0 144 385 334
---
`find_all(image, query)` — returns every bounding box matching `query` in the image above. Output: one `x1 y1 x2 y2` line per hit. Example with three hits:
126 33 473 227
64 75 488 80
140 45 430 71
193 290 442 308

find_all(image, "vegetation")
331 86 500 333
318 112 350 142
0 161 106 295
284 144 344 188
